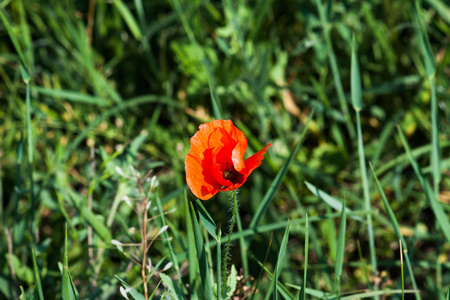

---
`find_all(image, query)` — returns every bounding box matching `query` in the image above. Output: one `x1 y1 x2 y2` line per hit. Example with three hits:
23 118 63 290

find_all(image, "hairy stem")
222 190 237 296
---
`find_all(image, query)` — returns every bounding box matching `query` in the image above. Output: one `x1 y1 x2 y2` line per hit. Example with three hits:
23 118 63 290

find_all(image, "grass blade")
0 9 29 72
370 162 421 300
34 86 110 106
273 221 290 300
196 199 218 241
414 0 441 198
314 0 355 139
62 224 80 300
351 35 362 111
335 200 346 294
189 201 214 299
299 214 309 300
304 181 363 222
112 0 142 39
397 126 450 244
351 36 377 277
249 109 314 230
208 79 222 120
31 248 43 300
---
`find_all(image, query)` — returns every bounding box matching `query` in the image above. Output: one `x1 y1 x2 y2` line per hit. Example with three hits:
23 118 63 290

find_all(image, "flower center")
223 167 239 183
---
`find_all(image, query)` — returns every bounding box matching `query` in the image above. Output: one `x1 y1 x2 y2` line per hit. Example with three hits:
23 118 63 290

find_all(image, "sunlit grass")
0 0 449 299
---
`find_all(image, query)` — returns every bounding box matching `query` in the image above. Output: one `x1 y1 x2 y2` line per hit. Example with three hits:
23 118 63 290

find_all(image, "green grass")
1 0 450 299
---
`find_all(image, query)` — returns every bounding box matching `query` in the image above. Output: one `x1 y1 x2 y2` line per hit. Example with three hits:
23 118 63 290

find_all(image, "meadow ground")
1 0 450 299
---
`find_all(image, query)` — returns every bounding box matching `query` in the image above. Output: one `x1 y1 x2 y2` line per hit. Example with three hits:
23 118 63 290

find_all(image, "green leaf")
196 199 218 241
224 265 237 299
81 206 112 244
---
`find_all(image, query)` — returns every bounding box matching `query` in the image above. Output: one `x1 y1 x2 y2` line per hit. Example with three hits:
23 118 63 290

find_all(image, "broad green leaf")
224 265 237 299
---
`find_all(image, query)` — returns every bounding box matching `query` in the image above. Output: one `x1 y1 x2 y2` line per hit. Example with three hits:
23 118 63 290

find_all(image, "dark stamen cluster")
223 162 239 183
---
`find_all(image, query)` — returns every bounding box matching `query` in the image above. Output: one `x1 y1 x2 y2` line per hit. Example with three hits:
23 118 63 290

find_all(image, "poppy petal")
244 143 272 175
185 152 221 200
232 135 248 173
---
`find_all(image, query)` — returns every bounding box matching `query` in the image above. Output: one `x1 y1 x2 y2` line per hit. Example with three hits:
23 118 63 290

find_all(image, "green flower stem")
222 190 237 296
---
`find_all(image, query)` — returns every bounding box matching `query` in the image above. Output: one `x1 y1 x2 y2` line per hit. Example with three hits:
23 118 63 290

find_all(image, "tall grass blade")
185 194 198 297
155 192 182 281
351 36 376 277
335 200 346 294
351 35 362 111
339 290 419 300
216 229 222 300
31 248 43 300
397 126 450 244
304 181 363 222
299 214 309 300
314 0 355 138
273 222 290 300
190 201 214 299
112 0 142 39
426 0 450 24
370 162 421 300
0 9 29 71
34 86 110 106
62 224 80 300
196 199 218 241
400 240 404 300
249 110 314 230
208 80 222 120
414 0 441 198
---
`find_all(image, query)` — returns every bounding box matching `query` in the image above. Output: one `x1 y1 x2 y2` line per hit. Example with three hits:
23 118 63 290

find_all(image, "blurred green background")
1 0 450 298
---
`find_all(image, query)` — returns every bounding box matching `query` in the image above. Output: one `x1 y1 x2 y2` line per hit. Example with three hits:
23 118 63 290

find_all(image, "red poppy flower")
185 120 271 200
